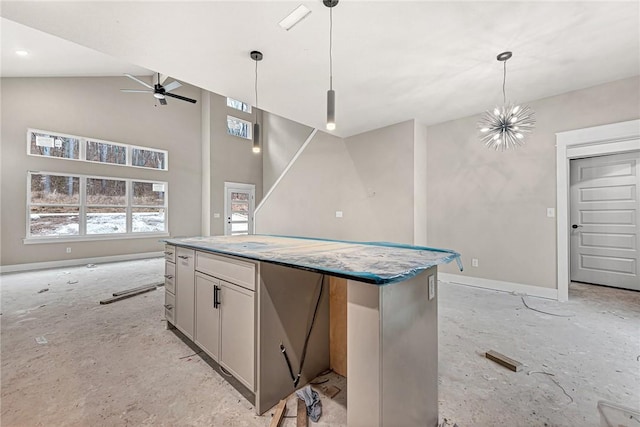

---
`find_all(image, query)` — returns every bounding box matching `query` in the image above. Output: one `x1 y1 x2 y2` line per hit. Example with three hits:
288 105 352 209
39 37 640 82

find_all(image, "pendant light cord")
502 59 507 104
255 59 259 108
329 6 333 90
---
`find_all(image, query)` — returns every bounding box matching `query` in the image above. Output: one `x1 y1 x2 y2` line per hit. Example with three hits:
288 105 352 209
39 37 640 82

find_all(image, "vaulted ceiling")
2 1 639 137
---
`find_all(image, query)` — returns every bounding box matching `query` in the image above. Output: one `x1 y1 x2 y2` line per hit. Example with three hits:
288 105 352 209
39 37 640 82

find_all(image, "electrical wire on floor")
528 371 574 403
521 296 575 317
179 350 203 359
280 274 325 388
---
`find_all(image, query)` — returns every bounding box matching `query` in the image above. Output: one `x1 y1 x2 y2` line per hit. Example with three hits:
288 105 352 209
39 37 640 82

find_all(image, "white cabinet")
195 273 220 361
194 272 255 391
164 245 176 327
219 279 255 391
175 247 195 340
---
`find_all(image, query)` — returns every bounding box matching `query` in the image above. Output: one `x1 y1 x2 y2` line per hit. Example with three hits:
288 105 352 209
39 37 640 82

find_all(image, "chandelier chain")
502 58 507 105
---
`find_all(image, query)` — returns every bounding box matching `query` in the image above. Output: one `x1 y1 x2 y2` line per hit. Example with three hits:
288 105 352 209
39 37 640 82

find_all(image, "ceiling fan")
121 72 197 105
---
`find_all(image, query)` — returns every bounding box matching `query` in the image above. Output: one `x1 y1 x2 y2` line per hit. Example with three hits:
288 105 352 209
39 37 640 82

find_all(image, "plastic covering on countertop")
163 235 462 285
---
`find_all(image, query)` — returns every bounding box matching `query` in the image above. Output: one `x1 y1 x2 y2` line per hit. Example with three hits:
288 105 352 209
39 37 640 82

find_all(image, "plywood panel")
329 277 347 377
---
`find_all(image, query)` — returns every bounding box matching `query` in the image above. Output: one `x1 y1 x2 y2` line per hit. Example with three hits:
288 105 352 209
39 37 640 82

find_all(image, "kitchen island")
163 235 461 427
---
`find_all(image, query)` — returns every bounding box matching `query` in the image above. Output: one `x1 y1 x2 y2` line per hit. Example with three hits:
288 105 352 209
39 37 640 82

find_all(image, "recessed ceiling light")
278 5 311 31
15 50 29 56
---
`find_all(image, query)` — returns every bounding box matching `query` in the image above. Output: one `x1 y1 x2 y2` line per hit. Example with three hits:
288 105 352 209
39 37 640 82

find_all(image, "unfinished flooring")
1 258 638 426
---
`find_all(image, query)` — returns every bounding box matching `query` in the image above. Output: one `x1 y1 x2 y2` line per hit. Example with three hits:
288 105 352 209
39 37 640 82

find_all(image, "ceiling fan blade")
165 92 197 104
159 98 168 106
124 73 153 89
120 89 153 93
163 80 182 92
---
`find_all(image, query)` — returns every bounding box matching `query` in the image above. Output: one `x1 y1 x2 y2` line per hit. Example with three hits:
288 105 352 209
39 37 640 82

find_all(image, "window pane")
29 132 80 160
30 174 79 204
133 182 165 206
87 208 126 234
132 208 166 232
86 178 126 205
232 192 249 201
131 148 166 170
226 97 252 113
227 116 252 140
30 206 79 236
86 140 126 165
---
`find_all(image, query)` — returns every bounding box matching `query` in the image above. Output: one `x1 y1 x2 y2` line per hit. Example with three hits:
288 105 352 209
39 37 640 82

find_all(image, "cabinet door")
219 280 255 391
195 274 220 361
175 247 195 340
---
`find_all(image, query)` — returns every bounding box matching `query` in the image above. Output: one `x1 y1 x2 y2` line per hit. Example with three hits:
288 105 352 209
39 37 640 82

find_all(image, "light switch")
335 211 343 218
213 213 220 218
547 208 555 218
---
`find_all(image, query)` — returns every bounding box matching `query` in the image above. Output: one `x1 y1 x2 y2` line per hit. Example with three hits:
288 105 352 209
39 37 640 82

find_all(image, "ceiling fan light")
153 93 165 99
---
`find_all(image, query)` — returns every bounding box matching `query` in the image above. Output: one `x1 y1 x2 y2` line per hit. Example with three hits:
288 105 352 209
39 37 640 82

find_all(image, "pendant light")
478 51 535 151
251 50 263 154
324 0 338 131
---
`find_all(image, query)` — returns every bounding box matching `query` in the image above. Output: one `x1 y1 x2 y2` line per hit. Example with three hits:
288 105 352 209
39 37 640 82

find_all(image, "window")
29 131 80 160
226 97 252 113
26 172 168 240
27 129 168 171
86 140 127 165
227 116 252 140
131 147 166 170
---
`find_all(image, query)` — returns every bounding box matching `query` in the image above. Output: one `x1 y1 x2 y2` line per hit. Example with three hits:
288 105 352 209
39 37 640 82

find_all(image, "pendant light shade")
324 0 338 131
326 89 336 130
477 51 535 151
250 50 263 154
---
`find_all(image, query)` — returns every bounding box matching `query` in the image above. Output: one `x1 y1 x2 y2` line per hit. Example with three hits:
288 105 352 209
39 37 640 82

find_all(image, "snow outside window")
26 172 168 240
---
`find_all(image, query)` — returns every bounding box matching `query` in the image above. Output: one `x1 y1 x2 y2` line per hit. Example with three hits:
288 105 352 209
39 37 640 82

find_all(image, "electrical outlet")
472 258 478 267
66 247 72 254
213 213 220 218
428 274 435 300
547 208 555 218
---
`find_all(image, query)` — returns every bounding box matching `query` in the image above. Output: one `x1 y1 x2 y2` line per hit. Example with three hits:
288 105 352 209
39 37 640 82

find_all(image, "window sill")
23 232 170 245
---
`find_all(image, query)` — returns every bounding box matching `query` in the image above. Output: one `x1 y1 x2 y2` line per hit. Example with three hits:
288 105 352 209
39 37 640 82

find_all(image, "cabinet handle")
214 285 220 309
164 274 174 279
164 304 174 310
177 255 189 260
164 251 174 256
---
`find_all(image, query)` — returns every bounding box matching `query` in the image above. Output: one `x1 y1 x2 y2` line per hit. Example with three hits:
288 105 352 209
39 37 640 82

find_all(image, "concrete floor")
1 258 638 426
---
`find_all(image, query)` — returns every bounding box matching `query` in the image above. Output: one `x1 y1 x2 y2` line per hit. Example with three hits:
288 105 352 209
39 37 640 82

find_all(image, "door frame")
556 119 640 301
223 182 255 236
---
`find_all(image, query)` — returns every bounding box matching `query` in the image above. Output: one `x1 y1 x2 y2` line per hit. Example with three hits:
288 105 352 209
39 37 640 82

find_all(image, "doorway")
569 152 639 290
224 182 255 236
556 119 640 301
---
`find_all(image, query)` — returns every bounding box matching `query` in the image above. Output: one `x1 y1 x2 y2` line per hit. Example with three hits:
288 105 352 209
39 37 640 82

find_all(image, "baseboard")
0 251 163 274
438 273 559 301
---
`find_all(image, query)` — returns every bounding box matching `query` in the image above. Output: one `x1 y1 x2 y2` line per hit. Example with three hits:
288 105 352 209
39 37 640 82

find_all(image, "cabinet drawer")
164 262 176 294
164 291 176 324
164 245 176 263
196 252 256 291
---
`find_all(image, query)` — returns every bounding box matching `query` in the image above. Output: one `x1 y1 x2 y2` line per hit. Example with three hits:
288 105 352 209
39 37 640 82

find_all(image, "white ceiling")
1 1 639 138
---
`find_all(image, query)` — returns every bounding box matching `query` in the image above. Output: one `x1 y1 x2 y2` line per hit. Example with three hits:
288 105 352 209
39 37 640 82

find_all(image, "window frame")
25 171 169 243
27 128 169 171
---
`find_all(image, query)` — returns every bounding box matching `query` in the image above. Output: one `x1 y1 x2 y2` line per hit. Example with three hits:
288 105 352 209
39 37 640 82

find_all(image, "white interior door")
570 151 639 290
224 182 255 236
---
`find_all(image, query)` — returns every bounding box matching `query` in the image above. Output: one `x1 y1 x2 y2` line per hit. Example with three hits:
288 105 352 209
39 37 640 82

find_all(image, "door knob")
571 224 582 229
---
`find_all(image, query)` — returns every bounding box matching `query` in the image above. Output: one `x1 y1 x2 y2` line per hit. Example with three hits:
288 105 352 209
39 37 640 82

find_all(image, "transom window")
227 116 252 140
226 97 252 113
27 129 168 171
27 171 168 240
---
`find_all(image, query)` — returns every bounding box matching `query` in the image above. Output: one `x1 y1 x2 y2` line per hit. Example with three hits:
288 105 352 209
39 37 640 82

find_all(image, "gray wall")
0 76 202 266
262 112 313 196
426 76 640 289
255 120 418 244
207 92 263 236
